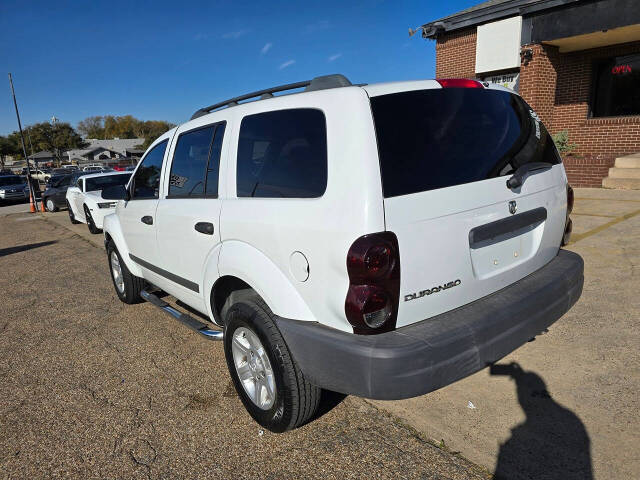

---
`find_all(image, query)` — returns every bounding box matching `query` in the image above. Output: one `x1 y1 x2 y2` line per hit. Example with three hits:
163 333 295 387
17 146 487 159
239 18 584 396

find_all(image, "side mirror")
102 184 130 201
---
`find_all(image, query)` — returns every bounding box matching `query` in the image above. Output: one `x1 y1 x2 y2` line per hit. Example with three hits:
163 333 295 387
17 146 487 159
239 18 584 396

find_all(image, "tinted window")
206 124 225 197
237 109 327 198
132 140 168 199
0 176 22 186
85 173 131 192
50 175 70 187
169 127 213 197
592 54 640 117
370 89 560 198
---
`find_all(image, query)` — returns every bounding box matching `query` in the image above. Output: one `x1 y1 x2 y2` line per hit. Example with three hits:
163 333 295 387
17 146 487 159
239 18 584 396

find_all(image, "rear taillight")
345 232 400 334
436 78 484 89
562 184 574 246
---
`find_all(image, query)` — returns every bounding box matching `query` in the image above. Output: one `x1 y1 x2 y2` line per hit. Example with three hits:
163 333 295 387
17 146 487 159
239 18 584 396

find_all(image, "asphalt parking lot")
1 188 639 479
0 211 488 478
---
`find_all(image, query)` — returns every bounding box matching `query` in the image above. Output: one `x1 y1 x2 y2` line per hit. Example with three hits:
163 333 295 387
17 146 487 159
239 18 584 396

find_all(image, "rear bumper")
276 249 584 400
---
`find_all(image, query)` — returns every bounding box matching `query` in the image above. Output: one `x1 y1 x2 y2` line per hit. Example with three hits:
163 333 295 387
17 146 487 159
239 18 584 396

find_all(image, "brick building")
419 0 640 187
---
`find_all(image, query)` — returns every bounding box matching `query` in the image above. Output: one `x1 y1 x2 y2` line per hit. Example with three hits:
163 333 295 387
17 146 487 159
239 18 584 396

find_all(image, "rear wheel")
106 241 145 304
84 205 101 234
67 201 80 224
223 290 321 432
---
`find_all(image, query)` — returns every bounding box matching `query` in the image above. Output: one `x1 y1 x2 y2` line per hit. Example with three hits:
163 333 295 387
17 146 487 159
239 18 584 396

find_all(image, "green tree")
77 116 105 139
25 122 86 167
76 115 175 150
134 120 175 149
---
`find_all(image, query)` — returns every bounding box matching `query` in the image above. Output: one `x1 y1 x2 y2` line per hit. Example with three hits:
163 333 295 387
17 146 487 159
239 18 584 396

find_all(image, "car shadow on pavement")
490 362 593 480
0 240 57 258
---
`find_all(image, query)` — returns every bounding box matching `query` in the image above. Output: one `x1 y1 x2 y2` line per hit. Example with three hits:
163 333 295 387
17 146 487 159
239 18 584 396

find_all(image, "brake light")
437 78 484 89
345 232 400 334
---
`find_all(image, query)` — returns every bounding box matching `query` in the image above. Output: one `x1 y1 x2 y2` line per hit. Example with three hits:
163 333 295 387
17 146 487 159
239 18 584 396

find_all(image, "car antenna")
8 72 39 212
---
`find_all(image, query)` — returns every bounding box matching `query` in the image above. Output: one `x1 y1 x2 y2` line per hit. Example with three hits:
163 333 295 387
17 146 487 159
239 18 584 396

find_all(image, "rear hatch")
367 83 568 328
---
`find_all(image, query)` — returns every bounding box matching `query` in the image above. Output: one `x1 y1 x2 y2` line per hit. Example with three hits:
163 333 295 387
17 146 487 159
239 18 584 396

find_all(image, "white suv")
101 75 583 432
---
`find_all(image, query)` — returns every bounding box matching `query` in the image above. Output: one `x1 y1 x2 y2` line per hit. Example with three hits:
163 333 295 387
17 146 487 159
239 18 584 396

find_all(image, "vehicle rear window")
237 108 327 198
370 89 560 198
85 173 131 192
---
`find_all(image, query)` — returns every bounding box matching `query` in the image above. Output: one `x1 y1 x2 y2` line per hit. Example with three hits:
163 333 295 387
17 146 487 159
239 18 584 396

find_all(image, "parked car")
42 174 73 211
31 169 51 182
82 164 111 173
62 165 79 171
101 75 584 432
66 171 131 233
0 174 29 203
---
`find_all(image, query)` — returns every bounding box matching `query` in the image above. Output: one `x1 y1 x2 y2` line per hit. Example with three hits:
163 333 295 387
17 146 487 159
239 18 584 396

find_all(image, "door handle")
194 222 214 235
141 216 153 225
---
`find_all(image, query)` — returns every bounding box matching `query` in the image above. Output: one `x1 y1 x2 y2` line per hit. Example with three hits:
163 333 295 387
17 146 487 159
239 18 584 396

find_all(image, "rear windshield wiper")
506 162 553 189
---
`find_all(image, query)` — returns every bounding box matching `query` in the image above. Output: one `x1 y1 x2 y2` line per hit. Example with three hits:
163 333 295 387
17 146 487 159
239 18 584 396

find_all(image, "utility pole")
8 73 39 210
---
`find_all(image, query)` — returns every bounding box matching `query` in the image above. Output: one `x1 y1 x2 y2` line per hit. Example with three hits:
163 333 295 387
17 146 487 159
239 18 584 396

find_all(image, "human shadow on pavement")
0 240 57 258
491 362 593 480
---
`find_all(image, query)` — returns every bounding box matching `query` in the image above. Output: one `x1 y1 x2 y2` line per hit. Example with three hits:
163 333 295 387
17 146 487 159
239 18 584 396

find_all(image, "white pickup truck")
101 75 583 432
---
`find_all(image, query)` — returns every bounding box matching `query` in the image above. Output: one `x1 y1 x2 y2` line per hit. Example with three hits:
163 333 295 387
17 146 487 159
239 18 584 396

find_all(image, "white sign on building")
475 16 522 74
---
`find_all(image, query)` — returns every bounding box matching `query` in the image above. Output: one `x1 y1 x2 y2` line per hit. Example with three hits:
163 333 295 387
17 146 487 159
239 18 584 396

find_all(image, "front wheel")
67 201 80 224
45 198 58 212
223 290 321 432
84 205 101 234
106 241 145 304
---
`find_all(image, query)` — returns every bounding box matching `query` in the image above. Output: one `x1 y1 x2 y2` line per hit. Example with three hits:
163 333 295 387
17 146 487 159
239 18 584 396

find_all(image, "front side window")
591 54 640 117
237 109 327 198
132 140 168 199
168 122 225 198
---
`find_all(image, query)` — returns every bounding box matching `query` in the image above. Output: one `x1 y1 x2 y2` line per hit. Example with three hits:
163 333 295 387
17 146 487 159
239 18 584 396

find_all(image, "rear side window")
370 89 560 198
132 140 168 199
237 109 327 198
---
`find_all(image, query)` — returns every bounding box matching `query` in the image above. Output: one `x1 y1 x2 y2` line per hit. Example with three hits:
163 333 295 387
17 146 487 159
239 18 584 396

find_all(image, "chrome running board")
140 289 223 341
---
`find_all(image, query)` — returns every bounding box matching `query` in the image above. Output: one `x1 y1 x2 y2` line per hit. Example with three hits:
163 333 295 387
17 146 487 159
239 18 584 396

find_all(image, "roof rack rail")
190 74 352 120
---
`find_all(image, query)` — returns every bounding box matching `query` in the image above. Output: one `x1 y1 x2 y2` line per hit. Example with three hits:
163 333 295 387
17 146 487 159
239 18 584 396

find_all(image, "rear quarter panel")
218 87 385 332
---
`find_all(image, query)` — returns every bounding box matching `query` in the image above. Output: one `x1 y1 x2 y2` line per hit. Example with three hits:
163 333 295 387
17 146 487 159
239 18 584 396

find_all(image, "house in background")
418 0 640 188
66 138 145 167
27 150 57 166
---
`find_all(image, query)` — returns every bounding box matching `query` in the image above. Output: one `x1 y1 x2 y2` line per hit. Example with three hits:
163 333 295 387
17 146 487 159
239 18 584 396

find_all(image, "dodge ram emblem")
509 200 517 215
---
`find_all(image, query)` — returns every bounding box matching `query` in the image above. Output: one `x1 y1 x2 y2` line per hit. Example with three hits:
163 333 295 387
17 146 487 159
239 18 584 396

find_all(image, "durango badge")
404 279 462 302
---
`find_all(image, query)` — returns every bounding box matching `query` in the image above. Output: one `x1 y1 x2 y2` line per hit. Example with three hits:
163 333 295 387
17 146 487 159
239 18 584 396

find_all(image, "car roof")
81 171 131 180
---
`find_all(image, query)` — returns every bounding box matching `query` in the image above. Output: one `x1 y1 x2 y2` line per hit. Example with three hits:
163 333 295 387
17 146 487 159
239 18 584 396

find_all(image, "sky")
0 0 478 135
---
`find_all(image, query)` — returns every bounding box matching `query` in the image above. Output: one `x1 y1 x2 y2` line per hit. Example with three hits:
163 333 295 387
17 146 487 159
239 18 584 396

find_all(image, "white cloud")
328 53 342 62
222 28 250 39
261 42 273 54
304 20 330 34
278 60 295 70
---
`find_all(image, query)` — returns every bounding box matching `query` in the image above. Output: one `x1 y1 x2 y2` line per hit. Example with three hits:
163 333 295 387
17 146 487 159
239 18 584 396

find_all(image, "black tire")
222 289 321 432
84 205 101 234
106 241 146 304
67 201 80 224
44 197 58 212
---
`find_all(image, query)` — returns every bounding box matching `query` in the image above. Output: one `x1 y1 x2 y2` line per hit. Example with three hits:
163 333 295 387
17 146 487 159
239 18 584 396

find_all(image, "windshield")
85 173 131 192
0 176 23 186
370 88 561 198
50 175 71 187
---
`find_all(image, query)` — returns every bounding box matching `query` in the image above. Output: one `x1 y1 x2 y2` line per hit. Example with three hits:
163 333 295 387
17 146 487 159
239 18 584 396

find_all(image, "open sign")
611 64 632 74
